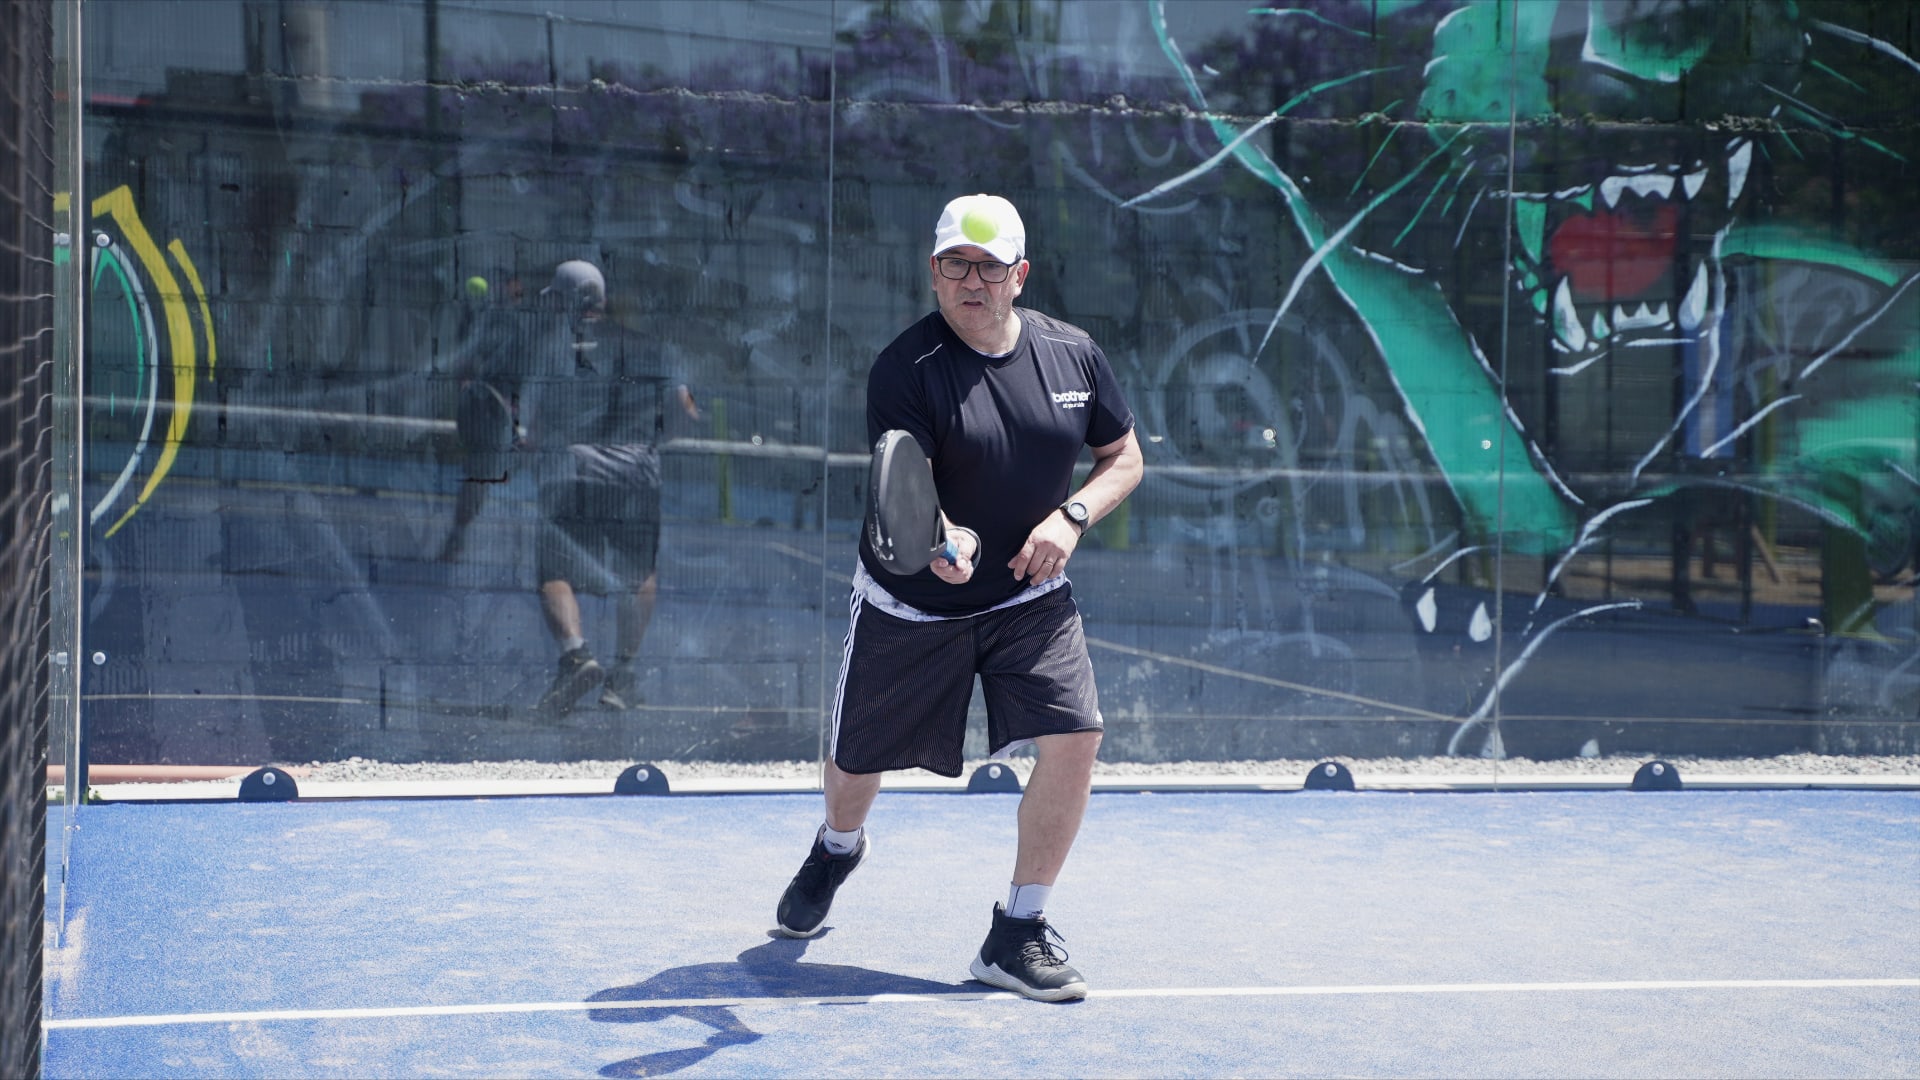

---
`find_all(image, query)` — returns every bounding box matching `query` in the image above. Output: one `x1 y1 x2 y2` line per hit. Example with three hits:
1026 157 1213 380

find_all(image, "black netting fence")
0 0 53 1073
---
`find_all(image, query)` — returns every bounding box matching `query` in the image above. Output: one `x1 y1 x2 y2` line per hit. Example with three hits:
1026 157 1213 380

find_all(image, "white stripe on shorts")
827 584 864 761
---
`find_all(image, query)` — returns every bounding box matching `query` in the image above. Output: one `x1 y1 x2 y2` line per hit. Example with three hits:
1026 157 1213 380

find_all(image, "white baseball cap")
931 194 1025 266
541 259 606 311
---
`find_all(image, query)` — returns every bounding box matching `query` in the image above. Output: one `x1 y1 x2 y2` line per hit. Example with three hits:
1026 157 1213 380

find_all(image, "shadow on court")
585 929 972 1078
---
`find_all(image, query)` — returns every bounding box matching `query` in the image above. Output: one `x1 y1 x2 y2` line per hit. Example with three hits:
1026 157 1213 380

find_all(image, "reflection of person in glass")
773 195 1144 1001
521 260 699 722
439 269 527 563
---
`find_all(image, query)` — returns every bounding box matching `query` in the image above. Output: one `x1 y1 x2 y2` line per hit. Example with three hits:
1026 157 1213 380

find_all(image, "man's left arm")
1010 427 1144 583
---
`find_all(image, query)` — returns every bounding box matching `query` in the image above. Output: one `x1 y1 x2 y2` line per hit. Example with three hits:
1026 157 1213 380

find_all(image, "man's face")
930 244 1027 339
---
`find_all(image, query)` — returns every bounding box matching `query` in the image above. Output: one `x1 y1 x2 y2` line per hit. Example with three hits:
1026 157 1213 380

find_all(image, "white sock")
821 823 862 855
1007 882 1051 920
559 635 587 654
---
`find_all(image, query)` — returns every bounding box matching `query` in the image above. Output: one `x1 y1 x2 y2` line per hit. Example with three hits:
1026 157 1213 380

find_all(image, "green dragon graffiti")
1144 0 1920 742
1152 0 1918 566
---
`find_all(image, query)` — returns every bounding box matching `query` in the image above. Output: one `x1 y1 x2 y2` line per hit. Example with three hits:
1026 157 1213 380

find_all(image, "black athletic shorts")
830 575 1103 777
537 444 662 592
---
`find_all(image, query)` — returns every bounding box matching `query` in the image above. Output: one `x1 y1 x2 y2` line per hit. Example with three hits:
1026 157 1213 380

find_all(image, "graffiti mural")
1130 0 1920 755
85 185 218 539
71 0 1920 769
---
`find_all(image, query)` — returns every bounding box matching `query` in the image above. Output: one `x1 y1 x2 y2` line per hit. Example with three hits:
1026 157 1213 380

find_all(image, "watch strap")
1059 501 1088 535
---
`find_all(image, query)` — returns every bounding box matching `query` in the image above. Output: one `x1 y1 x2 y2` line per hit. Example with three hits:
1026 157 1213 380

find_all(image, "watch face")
1065 501 1089 525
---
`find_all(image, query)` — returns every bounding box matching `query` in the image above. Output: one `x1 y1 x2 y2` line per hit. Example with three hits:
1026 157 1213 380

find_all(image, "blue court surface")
44 788 1920 1078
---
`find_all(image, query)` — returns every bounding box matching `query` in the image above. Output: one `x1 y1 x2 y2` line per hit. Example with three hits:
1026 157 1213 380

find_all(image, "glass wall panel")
69 0 1919 786
50 0 84 930
75 0 840 777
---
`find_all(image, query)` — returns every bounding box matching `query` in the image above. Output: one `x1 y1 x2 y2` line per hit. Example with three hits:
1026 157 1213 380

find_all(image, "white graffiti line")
1701 394 1804 459
1811 19 1920 75
1356 247 1424 275
1249 6 1372 38
1455 309 1589 512
1256 130 1467 360
1631 226 1729 486
1533 499 1656 623
1387 531 1461 575
1125 47 1390 209
1797 269 1920 382
88 241 162 528
1452 185 1488 250
1415 543 1487 586
1464 601 1644 724
1061 143 1193 214
1122 112 1280 209
1761 83 1845 131
1125 118 1181 167
1440 158 1481 243
1550 353 1606 376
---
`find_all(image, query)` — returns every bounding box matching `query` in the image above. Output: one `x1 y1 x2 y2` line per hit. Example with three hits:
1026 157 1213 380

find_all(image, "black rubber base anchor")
1304 760 1356 791
614 763 671 795
238 766 299 802
1631 760 1683 791
966 763 1022 793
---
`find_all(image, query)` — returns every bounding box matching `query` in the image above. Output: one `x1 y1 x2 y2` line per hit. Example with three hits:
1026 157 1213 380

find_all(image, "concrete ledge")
69 770 1920 803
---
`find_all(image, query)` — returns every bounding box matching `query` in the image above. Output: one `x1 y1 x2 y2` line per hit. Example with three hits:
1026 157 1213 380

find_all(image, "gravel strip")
296 753 1920 784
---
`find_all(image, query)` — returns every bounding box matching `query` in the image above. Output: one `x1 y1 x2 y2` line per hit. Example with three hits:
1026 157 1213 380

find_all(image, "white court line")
46 978 1920 1030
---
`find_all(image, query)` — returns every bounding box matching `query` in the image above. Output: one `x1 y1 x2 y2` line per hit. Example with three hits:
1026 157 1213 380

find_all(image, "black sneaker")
533 647 603 722
969 903 1088 1001
775 826 868 938
598 666 639 710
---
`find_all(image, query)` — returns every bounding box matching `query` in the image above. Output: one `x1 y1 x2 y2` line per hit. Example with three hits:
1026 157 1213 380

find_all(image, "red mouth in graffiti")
1546 203 1679 302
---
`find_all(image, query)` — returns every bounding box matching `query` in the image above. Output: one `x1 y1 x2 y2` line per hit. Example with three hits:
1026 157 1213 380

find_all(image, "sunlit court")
6 1 1920 1076
38 782 1920 1077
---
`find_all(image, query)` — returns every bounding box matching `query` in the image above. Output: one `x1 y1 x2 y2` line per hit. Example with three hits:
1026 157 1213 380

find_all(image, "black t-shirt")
510 316 685 485
859 307 1134 616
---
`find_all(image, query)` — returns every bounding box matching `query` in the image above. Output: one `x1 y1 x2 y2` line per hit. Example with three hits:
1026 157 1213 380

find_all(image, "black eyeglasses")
936 256 1014 284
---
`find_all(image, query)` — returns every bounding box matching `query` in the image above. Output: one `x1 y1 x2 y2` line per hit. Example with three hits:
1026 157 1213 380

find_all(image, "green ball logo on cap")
960 205 1000 245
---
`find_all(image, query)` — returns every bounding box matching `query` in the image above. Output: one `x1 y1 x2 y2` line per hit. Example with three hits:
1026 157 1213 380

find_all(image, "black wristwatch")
1058 500 1090 535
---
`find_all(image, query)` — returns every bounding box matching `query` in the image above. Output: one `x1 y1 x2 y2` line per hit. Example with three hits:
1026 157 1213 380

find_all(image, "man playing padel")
774 193 1143 1002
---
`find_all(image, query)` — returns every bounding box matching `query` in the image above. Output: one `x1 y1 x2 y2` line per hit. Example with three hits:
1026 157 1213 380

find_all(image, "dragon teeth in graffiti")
1528 138 1752 371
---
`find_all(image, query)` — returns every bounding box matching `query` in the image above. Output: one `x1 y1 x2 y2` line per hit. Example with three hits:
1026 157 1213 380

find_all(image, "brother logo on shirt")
1051 389 1090 410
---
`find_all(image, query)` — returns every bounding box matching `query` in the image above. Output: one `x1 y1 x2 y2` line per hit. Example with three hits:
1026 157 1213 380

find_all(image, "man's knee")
1034 728 1102 769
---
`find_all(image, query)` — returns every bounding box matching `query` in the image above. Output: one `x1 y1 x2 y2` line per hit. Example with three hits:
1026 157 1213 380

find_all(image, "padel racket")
867 429 958 575
456 380 521 448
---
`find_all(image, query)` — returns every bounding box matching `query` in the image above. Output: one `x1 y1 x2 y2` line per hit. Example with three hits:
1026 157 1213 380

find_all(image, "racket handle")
941 525 977 566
